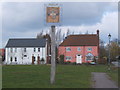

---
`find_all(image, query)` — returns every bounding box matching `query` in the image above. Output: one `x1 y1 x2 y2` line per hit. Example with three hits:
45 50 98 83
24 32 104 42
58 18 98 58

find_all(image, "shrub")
59 55 64 64
71 62 76 65
82 62 90 65
98 57 107 65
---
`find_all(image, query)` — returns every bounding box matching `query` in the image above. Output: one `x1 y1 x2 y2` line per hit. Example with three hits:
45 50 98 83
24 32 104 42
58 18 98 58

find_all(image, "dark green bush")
59 55 64 64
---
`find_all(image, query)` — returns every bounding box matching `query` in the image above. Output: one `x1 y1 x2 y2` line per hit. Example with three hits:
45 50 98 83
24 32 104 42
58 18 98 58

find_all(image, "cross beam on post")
50 25 56 84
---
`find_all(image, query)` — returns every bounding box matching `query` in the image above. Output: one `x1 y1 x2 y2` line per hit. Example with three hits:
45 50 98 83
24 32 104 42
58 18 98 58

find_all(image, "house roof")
59 34 99 46
6 38 46 48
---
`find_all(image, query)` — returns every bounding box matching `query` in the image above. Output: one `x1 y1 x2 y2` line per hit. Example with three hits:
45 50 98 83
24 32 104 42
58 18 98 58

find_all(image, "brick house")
0 48 5 62
58 30 99 64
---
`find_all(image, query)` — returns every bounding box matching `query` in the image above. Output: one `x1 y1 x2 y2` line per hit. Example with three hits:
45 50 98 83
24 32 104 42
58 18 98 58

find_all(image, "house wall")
58 46 98 63
5 47 46 65
0 49 5 56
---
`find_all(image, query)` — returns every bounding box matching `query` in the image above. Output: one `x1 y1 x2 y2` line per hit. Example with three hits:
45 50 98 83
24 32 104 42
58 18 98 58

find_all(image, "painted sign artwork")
46 7 60 23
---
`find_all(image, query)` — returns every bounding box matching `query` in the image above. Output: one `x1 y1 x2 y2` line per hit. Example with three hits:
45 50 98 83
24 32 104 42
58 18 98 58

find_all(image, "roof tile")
60 34 99 46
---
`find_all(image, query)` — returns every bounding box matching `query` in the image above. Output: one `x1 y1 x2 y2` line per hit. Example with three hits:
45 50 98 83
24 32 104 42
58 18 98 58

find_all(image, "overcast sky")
1 2 118 48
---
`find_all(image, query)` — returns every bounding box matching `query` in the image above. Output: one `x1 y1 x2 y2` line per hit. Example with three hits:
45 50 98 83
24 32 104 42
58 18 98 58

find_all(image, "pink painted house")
58 30 99 64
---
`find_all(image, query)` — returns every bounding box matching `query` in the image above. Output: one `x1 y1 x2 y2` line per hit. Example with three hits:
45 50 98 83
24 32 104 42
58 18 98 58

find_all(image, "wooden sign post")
46 5 60 84
50 25 56 84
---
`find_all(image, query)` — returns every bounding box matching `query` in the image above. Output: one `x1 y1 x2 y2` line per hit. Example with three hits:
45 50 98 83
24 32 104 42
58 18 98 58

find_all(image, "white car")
90 61 96 65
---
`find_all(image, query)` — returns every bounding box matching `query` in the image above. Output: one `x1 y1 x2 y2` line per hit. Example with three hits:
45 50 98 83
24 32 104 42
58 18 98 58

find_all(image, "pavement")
92 72 118 88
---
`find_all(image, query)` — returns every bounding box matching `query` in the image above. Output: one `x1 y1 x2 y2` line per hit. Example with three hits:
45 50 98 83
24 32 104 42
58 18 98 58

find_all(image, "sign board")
46 7 60 23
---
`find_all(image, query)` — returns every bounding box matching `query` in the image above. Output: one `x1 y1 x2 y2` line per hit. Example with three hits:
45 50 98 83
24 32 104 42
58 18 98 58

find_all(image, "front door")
76 54 82 64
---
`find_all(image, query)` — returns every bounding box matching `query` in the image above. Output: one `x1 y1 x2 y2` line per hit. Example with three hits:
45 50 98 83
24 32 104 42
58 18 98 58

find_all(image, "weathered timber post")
46 4 60 84
50 25 56 84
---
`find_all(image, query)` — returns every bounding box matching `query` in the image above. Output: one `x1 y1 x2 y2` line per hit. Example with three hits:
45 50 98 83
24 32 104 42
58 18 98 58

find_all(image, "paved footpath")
92 72 118 88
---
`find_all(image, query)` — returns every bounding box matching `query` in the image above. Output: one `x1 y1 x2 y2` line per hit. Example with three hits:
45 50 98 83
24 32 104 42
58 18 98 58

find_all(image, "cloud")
59 12 118 43
62 2 117 26
1 2 118 47
2 2 118 32
2 2 45 32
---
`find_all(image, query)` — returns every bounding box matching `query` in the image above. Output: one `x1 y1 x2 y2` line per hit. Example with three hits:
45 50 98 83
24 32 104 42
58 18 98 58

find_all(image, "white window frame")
34 48 36 52
77 47 81 51
24 48 26 52
86 53 94 61
66 47 71 52
38 48 40 52
10 48 13 53
87 47 92 51
15 48 17 53
66 56 72 60
15 57 17 62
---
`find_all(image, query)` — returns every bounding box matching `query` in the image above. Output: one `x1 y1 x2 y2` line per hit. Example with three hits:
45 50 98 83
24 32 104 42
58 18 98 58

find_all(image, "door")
76 54 82 64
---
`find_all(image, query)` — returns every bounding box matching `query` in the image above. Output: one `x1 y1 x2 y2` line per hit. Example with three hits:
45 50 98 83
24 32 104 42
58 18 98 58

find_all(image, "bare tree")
71 31 75 35
62 33 66 41
66 28 71 36
85 30 89 34
55 29 62 47
37 30 44 38
99 39 107 59
79 31 82 34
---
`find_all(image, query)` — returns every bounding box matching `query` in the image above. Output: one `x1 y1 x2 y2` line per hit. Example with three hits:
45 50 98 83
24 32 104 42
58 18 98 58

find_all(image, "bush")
98 57 107 65
82 62 90 65
59 55 64 64
71 62 76 65
64 61 72 65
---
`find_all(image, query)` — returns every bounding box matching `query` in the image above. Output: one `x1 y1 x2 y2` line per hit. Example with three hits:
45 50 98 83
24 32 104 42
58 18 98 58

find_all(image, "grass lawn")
2 65 118 88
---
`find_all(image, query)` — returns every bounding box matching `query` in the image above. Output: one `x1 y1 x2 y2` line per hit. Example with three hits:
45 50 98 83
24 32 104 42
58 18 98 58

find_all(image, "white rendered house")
5 38 49 65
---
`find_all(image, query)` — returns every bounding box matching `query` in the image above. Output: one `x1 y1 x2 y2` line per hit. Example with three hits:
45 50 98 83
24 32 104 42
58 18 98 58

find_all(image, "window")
15 57 17 62
38 48 40 52
77 47 81 51
15 48 17 52
66 47 71 51
34 56 36 61
10 48 13 53
24 55 27 57
10 57 12 62
34 48 36 52
24 48 26 52
87 47 92 51
86 53 94 61
66 56 72 60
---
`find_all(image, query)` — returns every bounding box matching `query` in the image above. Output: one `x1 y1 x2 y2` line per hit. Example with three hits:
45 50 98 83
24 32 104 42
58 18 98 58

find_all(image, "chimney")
97 30 99 36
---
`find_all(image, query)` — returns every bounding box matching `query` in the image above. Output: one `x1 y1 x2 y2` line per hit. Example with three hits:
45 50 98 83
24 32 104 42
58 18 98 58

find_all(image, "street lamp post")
108 33 111 70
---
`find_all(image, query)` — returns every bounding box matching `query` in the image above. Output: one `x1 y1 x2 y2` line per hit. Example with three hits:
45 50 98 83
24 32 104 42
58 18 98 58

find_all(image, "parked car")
116 55 120 60
89 61 96 65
